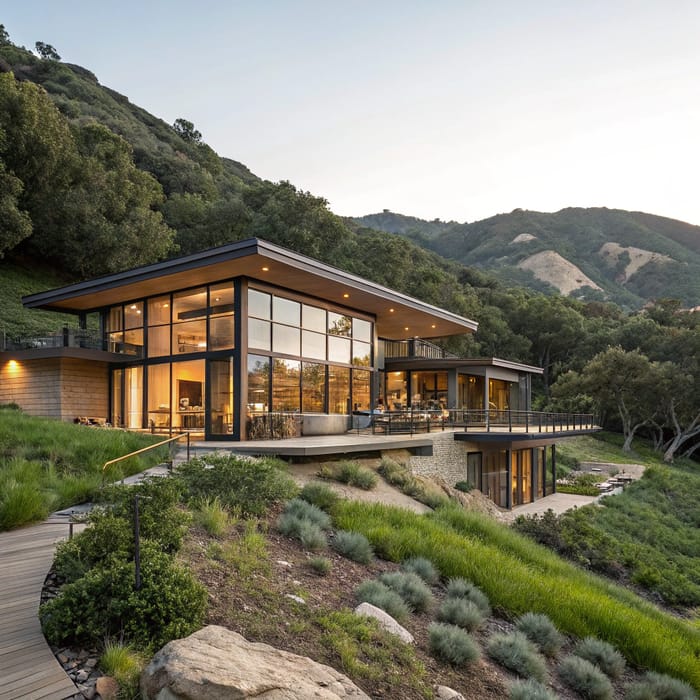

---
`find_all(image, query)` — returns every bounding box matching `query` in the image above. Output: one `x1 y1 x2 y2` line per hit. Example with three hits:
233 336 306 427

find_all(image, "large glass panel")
412 371 447 409
124 302 143 329
489 379 510 411
209 358 234 435
272 358 300 411
536 447 545 499
352 318 371 342
148 296 170 326
247 354 270 413
210 315 234 350
148 325 170 357
302 304 326 332
545 447 555 496
147 363 171 431
248 318 271 350
302 330 326 360
124 328 144 357
328 312 352 336
482 450 508 508
386 371 407 410
460 374 485 410
302 363 326 412
111 369 123 427
273 296 300 326
467 452 482 491
108 331 124 353
248 289 271 319
173 360 205 431
352 369 370 411
125 366 143 430
273 323 300 355
328 336 351 364
108 306 122 332
173 287 207 322
209 282 234 316
328 366 350 414
352 341 371 367
173 319 206 353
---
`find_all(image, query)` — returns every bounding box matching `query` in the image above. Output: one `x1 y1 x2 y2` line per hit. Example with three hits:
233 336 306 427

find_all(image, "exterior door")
207 358 234 437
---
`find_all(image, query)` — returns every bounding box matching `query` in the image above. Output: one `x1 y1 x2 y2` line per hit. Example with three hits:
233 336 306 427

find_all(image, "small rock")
58 653 69 664
276 560 292 567
78 684 96 700
285 593 306 605
76 669 89 683
354 603 414 644
84 657 98 669
95 675 119 700
436 686 466 700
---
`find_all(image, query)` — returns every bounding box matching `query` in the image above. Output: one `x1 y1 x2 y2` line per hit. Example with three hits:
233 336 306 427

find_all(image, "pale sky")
4 1 700 225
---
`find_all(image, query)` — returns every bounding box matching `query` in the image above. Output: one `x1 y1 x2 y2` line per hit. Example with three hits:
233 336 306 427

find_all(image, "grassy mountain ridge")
354 207 700 308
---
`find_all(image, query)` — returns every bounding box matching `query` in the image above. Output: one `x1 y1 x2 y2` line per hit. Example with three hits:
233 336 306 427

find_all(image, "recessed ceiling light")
404 326 409 331
214 297 221 302
389 308 395 313
163 303 169 308
343 293 350 298
130 304 137 310
261 266 269 272
431 324 436 329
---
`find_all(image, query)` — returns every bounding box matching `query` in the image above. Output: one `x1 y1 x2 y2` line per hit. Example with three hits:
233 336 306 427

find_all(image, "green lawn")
0 406 170 530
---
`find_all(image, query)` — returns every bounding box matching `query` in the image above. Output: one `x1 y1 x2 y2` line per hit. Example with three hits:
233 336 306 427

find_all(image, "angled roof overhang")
384 357 544 375
22 239 477 340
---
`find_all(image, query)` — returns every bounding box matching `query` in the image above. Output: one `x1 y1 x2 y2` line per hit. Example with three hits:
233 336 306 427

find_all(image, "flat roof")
22 238 477 340
384 357 544 375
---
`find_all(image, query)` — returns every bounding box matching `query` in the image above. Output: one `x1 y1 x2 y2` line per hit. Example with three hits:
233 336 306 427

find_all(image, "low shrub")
378 571 433 613
487 631 547 682
516 612 565 658
283 498 332 530
402 556 439 585
299 482 340 511
378 457 414 488
41 543 206 652
100 640 143 693
356 579 410 621
193 496 231 537
332 530 373 564
336 461 378 490
0 479 51 530
445 577 491 615
454 481 474 493
437 597 485 632
176 454 297 516
298 520 327 551
558 655 613 700
308 556 332 575
626 671 698 700
428 622 480 665
509 679 559 700
574 637 626 679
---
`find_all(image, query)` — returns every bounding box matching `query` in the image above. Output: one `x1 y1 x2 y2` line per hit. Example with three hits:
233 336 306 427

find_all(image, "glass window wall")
328 366 350 414
302 362 326 412
209 357 234 435
352 369 370 411
272 358 300 411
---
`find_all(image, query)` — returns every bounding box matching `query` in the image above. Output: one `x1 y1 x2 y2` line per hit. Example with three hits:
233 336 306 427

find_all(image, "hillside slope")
355 207 700 308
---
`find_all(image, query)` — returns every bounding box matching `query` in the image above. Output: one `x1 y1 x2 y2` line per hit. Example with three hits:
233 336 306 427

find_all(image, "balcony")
381 338 458 360
1 328 103 352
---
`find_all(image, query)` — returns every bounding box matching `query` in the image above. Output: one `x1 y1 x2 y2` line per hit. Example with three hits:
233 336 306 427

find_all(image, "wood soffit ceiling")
23 239 478 340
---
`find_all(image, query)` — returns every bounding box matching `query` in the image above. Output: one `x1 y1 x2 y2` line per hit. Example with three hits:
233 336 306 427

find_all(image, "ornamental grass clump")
516 612 565 658
378 571 434 613
573 637 626 679
437 597 485 632
299 482 340 511
283 498 332 530
558 655 613 700
509 679 559 700
356 579 410 621
626 671 698 700
332 530 373 564
336 461 378 490
487 631 547 682
428 622 480 666
401 556 439 585
445 577 491 616
193 496 232 537
298 520 328 551
308 556 332 576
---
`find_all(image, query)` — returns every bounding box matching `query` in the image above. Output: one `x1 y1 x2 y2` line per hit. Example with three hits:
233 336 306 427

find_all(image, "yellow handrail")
102 432 190 481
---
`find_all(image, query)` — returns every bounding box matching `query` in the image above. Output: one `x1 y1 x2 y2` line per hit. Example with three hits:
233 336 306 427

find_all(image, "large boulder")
354 602 414 644
141 625 370 699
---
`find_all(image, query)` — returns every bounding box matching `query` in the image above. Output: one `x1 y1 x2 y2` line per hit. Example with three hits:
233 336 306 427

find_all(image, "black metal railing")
370 408 597 436
381 338 458 360
1 327 103 352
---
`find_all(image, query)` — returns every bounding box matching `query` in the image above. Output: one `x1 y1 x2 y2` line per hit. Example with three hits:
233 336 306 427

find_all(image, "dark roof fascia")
21 238 478 332
0 347 131 362
454 428 601 445
384 357 544 375
22 238 262 309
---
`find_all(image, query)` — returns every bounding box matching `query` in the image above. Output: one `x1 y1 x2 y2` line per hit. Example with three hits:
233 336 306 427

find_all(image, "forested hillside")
355 208 700 309
0 26 698 461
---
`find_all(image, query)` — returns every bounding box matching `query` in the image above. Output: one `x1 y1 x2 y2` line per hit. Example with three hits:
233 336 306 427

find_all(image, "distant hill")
353 211 461 239
354 207 700 308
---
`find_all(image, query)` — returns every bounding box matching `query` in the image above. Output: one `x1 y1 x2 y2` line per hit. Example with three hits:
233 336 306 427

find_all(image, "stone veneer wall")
405 431 476 486
0 357 108 421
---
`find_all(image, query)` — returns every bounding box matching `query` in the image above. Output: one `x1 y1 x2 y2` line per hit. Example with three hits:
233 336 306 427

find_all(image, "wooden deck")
0 519 80 700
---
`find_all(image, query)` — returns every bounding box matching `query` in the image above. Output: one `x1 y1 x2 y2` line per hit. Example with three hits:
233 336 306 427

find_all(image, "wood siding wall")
0 357 109 421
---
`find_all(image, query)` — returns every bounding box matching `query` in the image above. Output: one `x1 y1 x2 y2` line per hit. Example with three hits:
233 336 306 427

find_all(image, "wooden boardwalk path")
0 518 79 700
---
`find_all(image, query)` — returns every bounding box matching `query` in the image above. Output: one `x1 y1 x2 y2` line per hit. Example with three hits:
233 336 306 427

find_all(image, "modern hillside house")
0 238 596 508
